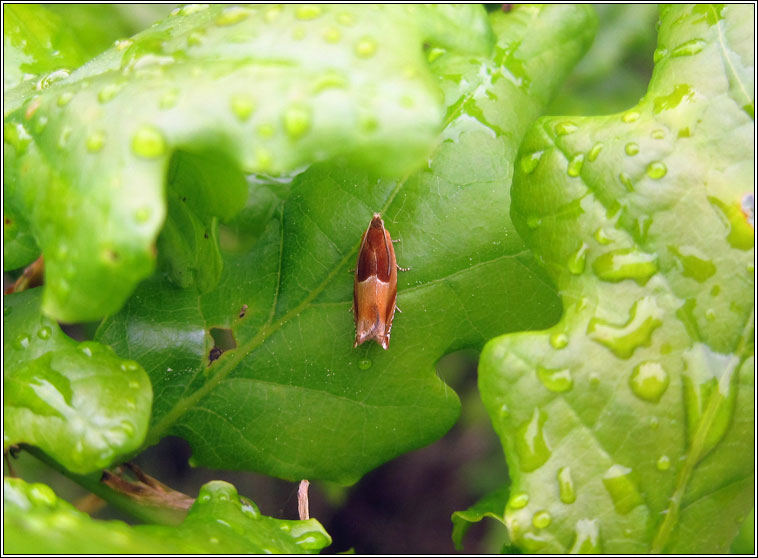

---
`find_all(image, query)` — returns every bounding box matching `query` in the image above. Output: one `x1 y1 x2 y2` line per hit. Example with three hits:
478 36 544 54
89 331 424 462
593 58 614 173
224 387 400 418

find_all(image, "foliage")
3 4 753 554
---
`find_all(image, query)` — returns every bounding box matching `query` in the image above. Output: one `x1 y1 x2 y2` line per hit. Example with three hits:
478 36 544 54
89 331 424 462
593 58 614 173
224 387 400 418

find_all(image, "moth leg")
397 265 411 272
391 239 401 243
395 305 403 313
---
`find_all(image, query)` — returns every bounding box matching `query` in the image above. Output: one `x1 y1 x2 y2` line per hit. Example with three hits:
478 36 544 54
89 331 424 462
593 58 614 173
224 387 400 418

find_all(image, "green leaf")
451 484 509 551
479 4 754 553
4 4 494 323
96 5 596 484
3 289 152 474
3 477 331 554
3 4 88 112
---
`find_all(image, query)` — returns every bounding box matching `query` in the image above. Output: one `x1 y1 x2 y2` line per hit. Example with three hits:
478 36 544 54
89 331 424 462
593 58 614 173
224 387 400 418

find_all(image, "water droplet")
496 402 509 419
57 92 73 107
668 245 716 282
649 417 659 430
120 421 135 437
593 228 613 245
399 95 414 108
526 215 542 229
656 455 671 471
537 367 573 392
28 483 58 506
567 153 584 177
558 467 576 504
257 123 275 138
177 4 209 16
14 334 31 350
4 122 32 154
33 115 48 134
79 345 93 357
622 111 640 123
532 510 552 529
36 69 70 91
549 332 568 349
587 297 663 359
322 27 341 43
264 6 281 21
515 408 551 472
355 37 377 58
555 121 577 135
135 207 152 223
283 104 312 139
311 69 348 93
98 83 124 103
588 142 603 162
254 148 272 170
358 358 372 370
629 361 669 403
216 6 249 25
112 38 132 51
653 47 668 63
520 151 543 174
671 38 706 57
654 83 695 113
682 343 738 456
337 12 356 26
131 125 166 158
618 172 634 191
296 5 322 19
568 242 588 275
625 142 639 156
86 130 106 153
187 30 205 47
592 248 658 285
651 129 666 140
37 326 52 340
508 493 529 509
602 464 644 514
159 89 178 109
646 161 667 179
708 196 754 250
230 94 255 121
569 519 601 553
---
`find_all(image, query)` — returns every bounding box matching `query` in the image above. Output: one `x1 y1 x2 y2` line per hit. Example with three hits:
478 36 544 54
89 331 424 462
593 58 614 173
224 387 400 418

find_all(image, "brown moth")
353 213 400 350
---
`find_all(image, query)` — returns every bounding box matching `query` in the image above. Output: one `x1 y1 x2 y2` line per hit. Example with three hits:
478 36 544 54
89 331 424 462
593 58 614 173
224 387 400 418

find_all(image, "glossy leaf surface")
479 5 754 553
96 6 597 484
3 289 152 474
3 477 331 554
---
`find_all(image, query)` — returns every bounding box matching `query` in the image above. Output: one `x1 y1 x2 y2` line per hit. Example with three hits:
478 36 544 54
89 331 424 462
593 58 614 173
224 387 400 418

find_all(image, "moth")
353 213 405 350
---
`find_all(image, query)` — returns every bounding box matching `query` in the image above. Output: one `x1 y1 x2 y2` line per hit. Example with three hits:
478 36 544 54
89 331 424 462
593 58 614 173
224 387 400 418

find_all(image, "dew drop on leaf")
646 161 667 179
131 125 166 159
591 248 658 285
532 510 552 529
557 466 576 504
587 142 603 161
567 153 584 176
355 37 377 58
508 492 529 509
656 455 671 471
629 361 669 402
602 464 644 514
515 408 551 472
215 6 249 26
537 366 573 392
520 150 543 174
357 358 372 370
283 104 312 139
549 332 568 349
37 326 52 340
624 142 639 156
230 94 255 121
567 242 588 275
587 297 663 359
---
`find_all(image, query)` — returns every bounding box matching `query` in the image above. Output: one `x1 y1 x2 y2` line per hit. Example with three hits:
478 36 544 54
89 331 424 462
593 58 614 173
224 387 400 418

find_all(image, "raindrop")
520 151 543 174
355 37 377 58
629 361 669 403
230 94 255 121
671 38 706 57
567 153 584 177
558 467 576 504
549 332 568 349
537 366 573 393
587 297 663 359
515 408 551 472
216 6 249 26
357 358 372 370
555 121 577 135
131 125 166 158
588 142 603 162
532 510 552 529
646 161 667 179
296 5 322 19
508 493 529 509
622 111 640 123
625 143 639 156
602 464 644 514
86 130 106 153
656 455 671 471
568 242 588 275
37 326 52 340
283 104 312 139
592 248 658 285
